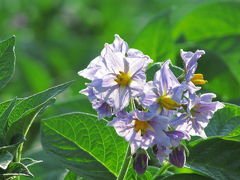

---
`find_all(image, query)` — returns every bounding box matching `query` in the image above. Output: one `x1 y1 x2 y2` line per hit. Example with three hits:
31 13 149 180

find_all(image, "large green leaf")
187 138 240 180
0 36 15 89
133 9 176 63
5 81 72 142
134 0 240 101
205 103 240 139
41 112 128 180
162 173 213 180
44 96 95 117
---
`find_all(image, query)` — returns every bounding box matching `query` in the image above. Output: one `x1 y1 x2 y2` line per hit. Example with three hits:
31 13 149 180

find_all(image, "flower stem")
153 163 171 179
117 144 132 180
16 109 42 162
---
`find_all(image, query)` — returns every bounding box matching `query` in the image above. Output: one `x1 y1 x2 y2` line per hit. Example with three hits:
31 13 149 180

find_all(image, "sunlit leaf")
41 112 128 180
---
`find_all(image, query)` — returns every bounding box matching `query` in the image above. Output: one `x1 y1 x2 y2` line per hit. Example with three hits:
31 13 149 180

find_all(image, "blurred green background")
0 0 240 179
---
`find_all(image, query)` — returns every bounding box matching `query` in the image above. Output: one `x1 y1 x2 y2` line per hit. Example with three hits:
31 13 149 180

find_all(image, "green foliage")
0 0 240 179
205 103 240 139
64 171 82 180
0 36 15 89
133 0 240 102
162 173 213 180
0 70 72 179
41 112 128 180
187 138 240 180
1 162 33 178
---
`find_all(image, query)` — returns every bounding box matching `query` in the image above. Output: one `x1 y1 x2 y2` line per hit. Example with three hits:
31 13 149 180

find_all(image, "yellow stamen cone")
191 73 207 85
157 95 181 110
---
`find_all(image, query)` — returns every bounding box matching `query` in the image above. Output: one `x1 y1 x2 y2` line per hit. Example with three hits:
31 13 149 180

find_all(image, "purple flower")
140 60 185 113
171 93 224 138
78 34 152 80
155 145 172 164
108 110 170 154
79 35 152 113
180 49 207 93
80 87 113 119
169 145 186 168
166 130 186 147
153 130 186 164
88 45 151 112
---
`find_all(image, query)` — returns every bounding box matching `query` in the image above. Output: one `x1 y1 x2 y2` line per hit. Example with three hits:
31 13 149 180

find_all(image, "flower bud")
133 149 149 174
169 145 186 168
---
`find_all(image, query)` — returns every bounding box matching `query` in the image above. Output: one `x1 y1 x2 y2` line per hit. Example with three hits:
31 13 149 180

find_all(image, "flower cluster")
78 35 224 173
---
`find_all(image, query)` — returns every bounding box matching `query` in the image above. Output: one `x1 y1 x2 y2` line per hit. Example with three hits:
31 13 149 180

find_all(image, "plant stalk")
153 163 171 179
117 144 132 180
16 109 42 162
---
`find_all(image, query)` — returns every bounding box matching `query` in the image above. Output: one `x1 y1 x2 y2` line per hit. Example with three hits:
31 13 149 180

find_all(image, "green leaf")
125 166 159 180
133 9 176 63
0 98 17 139
205 103 240 139
162 173 213 180
45 96 95 117
20 150 67 180
173 1 240 42
5 81 72 142
1 162 33 178
0 134 25 153
0 151 13 170
0 36 16 89
173 1 240 101
21 158 42 167
187 138 240 180
41 112 128 180
64 171 83 180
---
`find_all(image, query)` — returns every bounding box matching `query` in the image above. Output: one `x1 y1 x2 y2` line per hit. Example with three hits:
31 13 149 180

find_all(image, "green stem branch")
16 109 42 162
153 163 171 179
117 144 132 180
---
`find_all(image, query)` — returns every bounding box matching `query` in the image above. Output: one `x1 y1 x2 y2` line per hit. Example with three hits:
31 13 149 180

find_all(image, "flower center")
157 95 181 110
132 120 149 136
114 71 131 86
191 74 207 85
190 105 200 116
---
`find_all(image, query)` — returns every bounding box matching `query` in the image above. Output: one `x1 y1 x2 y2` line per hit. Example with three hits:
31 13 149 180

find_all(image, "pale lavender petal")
200 93 216 102
180 49 205 81
140 81 158 107
78 56 103 80
103 44 125 74
127 49 153 68
112 34 129 53
110 86 130 112
127 57 146 77
154 60 180 97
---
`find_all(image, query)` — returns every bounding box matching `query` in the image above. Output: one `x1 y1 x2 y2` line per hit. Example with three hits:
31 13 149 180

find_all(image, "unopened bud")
133 149 149 174
169 145 186 168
